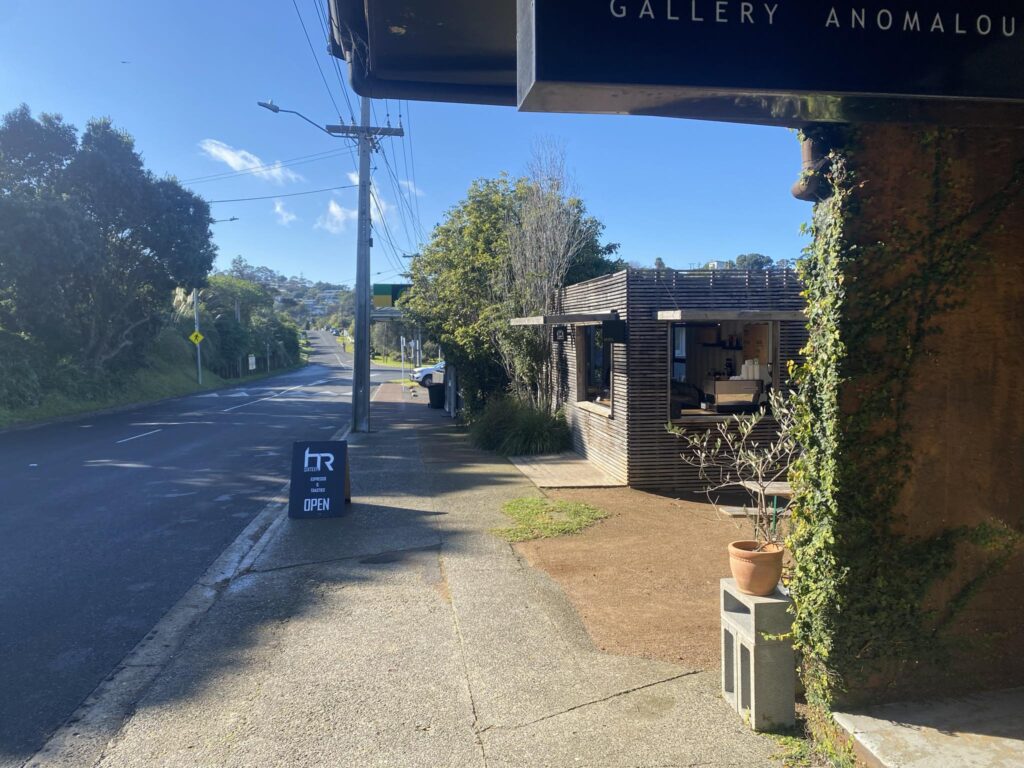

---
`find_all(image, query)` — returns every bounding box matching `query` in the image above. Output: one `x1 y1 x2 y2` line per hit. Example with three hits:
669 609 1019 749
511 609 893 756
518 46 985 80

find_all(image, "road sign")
248 354 256 371
189 330 204 345
288 441 351 518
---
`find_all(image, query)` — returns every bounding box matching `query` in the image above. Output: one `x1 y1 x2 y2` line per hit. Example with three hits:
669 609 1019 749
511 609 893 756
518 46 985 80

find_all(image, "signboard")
288 441 351 519
248 354 257 371
518 0 1024 125
372 283 411 309
552 326 568 343
189 330 204 345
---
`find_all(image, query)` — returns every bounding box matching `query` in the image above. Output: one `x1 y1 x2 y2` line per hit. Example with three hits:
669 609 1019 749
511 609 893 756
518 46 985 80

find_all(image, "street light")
212 216 239 223
257 100 341 137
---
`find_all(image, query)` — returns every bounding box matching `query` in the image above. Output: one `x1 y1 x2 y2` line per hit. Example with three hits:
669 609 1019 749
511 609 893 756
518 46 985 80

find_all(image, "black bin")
427 382 445 409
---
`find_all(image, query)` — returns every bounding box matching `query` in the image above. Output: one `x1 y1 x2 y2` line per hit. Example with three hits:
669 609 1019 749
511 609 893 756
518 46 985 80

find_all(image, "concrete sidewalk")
87 385 775 767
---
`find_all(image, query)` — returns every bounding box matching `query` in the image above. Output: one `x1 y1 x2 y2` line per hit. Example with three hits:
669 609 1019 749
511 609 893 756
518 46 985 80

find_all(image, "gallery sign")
288 441 351 519
518 0 1024 125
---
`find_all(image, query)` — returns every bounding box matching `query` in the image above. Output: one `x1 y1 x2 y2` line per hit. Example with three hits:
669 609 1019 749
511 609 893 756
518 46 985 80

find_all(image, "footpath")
50 384 775 767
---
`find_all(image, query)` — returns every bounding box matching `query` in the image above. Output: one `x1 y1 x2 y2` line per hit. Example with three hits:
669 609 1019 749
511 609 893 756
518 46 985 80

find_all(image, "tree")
402 176 514 411
0 106 216 376
735 253 774 271
500 143 614 406
402 161 621 413
654 257 667 269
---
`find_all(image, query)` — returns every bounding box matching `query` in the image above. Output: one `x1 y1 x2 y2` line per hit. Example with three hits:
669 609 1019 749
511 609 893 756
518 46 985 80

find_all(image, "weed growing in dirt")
494 497 608 542
769 722 826 768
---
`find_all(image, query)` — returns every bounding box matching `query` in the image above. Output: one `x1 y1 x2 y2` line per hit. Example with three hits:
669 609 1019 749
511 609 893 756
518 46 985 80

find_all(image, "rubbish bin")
427 382 445 409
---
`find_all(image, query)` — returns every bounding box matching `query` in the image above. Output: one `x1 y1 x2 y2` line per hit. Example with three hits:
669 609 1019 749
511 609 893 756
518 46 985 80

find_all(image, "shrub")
0 331 41 408
469 395 572 456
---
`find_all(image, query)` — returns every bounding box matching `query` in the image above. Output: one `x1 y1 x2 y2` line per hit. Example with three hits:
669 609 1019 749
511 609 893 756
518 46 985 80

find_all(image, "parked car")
410 361 445 387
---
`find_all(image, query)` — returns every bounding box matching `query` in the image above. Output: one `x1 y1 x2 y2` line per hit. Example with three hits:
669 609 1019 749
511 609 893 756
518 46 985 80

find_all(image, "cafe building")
514 268 806 491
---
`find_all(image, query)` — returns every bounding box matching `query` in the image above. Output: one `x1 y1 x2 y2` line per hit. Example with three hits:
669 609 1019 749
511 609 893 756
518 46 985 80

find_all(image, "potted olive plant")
667 389 799 596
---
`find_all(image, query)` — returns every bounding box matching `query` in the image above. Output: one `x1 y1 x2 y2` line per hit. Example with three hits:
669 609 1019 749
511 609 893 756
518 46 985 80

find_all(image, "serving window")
669 320 777 421
578 324 612 410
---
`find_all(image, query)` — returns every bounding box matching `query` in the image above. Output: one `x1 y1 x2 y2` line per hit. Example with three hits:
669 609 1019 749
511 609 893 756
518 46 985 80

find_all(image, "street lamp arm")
257 100 338 138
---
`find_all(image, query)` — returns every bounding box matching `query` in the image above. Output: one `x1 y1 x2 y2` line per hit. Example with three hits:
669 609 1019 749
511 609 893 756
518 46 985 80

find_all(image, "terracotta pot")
728 541 784 596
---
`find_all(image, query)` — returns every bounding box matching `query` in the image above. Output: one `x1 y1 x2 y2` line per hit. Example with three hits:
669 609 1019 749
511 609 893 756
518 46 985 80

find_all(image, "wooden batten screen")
626 270 808 492
556 271 629 484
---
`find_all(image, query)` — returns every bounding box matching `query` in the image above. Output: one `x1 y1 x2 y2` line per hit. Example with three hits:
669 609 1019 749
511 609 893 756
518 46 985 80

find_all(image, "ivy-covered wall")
789 125 1024 734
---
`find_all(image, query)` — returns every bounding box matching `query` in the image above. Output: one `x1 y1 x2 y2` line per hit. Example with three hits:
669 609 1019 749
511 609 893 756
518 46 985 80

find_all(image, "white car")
410 361 445 386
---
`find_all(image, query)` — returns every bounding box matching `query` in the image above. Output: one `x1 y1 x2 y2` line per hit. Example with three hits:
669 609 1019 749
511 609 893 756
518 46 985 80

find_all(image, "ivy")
786 126 1024 758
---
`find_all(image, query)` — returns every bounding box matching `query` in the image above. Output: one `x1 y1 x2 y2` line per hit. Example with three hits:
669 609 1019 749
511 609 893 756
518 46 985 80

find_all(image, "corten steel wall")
556 269 807 491
624 270 806 491
844 126 1024 697
557 271 629 484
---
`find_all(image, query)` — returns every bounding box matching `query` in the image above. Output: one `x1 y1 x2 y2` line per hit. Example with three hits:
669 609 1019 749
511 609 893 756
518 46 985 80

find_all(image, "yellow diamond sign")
189 330 205 345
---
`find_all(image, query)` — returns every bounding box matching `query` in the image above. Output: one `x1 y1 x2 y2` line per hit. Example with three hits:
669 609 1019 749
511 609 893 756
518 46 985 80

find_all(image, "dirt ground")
515 487 750 672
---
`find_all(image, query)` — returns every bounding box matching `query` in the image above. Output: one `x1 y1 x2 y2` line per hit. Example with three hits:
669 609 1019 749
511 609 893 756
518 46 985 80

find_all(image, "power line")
405 102 425 240
312 0 357 124
208 183 357 204
291 0 342 120
182 147 352 185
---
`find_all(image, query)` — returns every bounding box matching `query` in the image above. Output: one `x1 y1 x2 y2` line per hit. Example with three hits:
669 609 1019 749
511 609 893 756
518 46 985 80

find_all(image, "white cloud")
315 199 358 234
199 139 302 184
273 199 296 226
399 179 424 197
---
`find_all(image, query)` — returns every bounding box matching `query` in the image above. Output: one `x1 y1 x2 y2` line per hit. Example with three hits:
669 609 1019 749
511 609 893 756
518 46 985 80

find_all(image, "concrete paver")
92 385 775 767
834 688 1024 768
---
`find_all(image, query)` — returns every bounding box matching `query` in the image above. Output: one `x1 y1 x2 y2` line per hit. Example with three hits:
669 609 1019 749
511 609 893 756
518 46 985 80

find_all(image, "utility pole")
193 287 202 385
258 97 402 432
327 98 403 433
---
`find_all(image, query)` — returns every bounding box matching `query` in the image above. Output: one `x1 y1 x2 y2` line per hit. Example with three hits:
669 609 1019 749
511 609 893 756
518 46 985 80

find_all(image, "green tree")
402 171 620 412
0 106 216 376
734 253 774 271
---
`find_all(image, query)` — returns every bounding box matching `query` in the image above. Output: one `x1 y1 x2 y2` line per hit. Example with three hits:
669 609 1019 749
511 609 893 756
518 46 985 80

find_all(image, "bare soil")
515 487 747 671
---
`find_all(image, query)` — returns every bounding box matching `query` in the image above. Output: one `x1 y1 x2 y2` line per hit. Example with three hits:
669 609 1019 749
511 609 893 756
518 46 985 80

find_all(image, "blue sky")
0 1 811 285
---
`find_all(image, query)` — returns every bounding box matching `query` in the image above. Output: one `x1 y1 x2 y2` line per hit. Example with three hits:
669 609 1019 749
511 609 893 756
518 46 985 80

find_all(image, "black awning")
327 0 516 106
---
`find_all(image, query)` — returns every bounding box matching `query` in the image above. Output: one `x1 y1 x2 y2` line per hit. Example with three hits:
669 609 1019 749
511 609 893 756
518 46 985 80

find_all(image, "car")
410 361 445 387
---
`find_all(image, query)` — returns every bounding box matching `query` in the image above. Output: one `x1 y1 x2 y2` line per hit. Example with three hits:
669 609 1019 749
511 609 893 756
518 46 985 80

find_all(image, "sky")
0 1 812 286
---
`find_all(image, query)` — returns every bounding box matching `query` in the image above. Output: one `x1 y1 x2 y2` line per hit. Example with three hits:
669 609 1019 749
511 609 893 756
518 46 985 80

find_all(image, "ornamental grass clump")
469 395 571 456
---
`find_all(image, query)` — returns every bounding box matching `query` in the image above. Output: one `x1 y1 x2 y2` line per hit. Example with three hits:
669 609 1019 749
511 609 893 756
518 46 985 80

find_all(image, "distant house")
517 268 807 492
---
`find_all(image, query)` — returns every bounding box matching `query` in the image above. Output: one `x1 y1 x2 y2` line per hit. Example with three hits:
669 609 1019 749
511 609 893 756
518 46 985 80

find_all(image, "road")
0 331 402 767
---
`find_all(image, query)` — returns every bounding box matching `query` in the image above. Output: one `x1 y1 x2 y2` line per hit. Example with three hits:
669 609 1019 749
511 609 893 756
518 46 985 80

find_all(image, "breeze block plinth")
720 578 795 732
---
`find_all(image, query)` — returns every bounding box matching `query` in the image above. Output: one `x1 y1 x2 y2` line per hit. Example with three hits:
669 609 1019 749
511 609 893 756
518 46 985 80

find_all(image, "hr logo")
304 446 335 472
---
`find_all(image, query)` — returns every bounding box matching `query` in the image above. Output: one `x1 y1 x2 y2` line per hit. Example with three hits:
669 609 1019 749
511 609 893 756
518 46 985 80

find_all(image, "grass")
469 396 572 456
0 334 305 429
494 497 609 542
768 718 828 768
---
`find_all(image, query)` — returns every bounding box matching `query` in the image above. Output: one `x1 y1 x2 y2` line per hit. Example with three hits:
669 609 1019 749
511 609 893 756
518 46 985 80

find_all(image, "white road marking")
221 382 307 413
196 393 220 398
115 429 163 444
226 391 250 398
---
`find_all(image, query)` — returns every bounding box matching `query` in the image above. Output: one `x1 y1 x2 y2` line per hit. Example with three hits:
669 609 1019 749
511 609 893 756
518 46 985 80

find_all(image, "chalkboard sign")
288 441 351 518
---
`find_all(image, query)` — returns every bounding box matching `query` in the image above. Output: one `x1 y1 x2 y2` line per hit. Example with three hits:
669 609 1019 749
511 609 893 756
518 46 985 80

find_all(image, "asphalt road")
0 331 402 766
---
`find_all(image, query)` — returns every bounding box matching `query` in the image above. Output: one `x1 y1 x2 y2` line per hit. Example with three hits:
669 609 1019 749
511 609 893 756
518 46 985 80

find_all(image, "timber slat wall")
557 269 808 493
626 269 807 491
558 271 629 484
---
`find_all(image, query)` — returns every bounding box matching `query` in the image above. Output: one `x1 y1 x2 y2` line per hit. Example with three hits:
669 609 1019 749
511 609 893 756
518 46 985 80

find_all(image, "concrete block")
720 578 795 732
